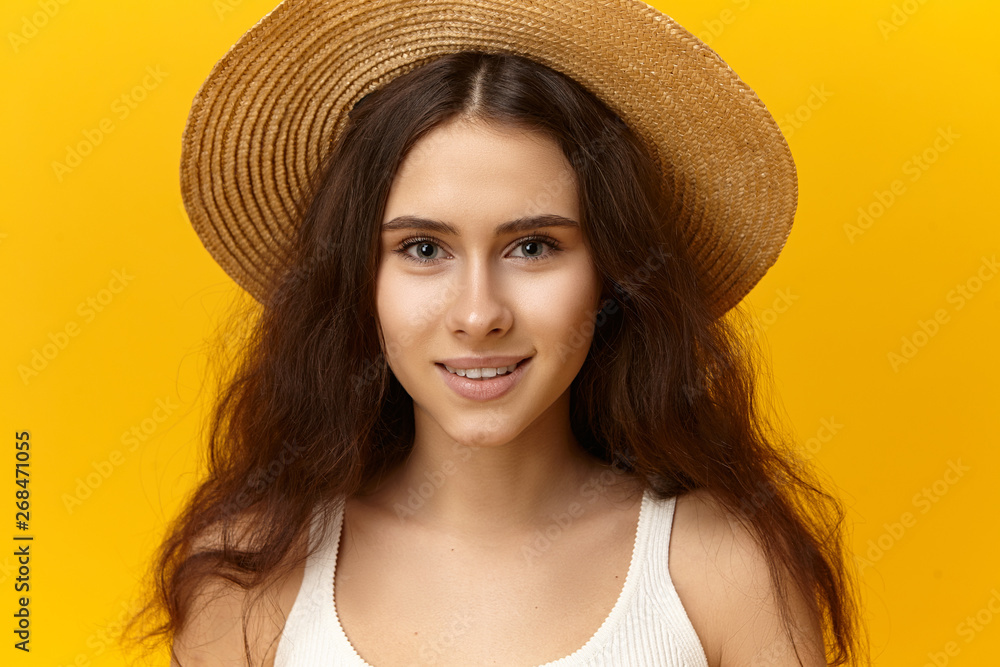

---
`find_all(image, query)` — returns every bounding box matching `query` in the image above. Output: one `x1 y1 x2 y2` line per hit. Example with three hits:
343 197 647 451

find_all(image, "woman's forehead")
384 118 579 230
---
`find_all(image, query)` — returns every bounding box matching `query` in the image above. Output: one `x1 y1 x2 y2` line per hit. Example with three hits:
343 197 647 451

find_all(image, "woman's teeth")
443 362 518 379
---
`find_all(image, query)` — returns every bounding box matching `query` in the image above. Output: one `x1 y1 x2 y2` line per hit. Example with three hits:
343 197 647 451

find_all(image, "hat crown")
181 0 796 318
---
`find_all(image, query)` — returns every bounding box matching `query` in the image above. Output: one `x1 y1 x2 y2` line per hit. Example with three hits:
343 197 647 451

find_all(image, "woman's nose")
442 257 514 338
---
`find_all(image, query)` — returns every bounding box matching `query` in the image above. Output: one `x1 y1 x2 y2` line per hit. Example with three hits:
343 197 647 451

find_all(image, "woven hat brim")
180 0 797 317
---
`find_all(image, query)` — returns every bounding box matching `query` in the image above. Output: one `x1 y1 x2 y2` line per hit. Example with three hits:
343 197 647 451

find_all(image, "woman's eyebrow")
381 214 579 236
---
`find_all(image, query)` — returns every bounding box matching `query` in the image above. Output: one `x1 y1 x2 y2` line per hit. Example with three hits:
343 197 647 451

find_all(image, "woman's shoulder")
170 512 311 666
669 488 826 667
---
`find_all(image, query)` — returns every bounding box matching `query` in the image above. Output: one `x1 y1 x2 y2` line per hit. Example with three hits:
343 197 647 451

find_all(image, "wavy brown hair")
123 51 867 665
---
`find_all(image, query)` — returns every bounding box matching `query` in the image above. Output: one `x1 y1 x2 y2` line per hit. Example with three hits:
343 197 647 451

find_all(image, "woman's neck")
355 430 642 543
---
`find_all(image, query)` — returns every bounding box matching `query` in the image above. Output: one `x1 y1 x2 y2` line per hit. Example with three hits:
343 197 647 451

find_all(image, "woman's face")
375 116 603 449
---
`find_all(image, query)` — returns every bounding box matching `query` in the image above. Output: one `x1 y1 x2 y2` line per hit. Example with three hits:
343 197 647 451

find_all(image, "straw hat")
180 0 797 318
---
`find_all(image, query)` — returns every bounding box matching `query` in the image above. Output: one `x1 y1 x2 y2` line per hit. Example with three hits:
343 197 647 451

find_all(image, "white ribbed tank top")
274 488 709 666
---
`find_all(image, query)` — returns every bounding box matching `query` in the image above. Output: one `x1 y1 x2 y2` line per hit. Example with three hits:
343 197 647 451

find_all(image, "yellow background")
2 0 997 664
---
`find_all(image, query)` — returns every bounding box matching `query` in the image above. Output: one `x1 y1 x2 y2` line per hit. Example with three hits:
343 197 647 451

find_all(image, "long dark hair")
124 50 867 665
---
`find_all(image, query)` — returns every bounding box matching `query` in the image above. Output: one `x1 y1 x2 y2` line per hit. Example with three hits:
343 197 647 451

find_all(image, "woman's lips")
436 357 531 401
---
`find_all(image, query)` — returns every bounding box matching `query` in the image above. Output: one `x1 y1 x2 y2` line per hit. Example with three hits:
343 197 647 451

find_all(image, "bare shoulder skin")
169 521 308 667
671 488 827 667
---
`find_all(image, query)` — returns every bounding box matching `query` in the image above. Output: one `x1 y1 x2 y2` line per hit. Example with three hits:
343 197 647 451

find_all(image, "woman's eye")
409 241 441 261
393 236 561 264
510 239 548 259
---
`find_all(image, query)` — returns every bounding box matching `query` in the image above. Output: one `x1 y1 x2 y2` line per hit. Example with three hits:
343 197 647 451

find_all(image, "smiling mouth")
437 358 529 379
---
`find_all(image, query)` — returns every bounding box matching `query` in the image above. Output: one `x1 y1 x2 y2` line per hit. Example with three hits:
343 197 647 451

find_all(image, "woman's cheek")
521 268 600 330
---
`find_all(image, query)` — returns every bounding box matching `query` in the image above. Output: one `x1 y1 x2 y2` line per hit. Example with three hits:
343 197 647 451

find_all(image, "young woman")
125 1 867 665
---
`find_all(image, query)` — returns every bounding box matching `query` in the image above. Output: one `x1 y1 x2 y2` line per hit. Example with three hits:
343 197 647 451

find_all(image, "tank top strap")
635 491 706 658
304 494 344 571
274 496 347 663
637 491 679 593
